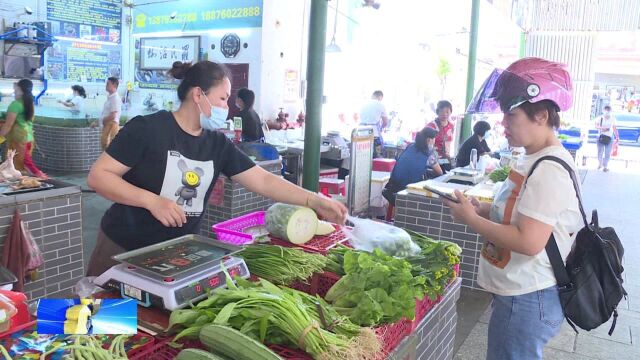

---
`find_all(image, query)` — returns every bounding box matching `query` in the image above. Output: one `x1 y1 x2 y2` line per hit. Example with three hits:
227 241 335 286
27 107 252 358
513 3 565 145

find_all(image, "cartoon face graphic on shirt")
160 151 214 216
175 159 205 207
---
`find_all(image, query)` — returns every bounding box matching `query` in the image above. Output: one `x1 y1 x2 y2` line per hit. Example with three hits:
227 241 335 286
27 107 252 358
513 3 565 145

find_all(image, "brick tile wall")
33 124 102 172
389 278 462 360
200 161 282 237
0 189 83 300
395 192 484 290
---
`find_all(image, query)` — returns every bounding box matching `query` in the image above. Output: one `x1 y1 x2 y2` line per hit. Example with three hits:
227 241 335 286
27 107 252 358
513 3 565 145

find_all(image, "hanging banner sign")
45 40 121 82
46 0 122 43
132 0 263 34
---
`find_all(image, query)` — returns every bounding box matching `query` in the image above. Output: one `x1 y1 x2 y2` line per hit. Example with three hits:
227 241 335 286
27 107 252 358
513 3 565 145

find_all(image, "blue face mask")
198 91 228 131
483 131 492 140
428 143 435 152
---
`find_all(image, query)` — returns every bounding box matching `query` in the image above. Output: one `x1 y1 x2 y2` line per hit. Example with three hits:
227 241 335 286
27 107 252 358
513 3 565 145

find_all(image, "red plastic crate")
269 344 313 360
129 338 205 360
310 271 341 298
375 319 412 357
269 226 351 255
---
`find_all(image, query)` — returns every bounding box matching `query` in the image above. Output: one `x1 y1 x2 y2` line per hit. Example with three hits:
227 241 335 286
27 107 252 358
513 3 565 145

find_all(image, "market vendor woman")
86 61 348 276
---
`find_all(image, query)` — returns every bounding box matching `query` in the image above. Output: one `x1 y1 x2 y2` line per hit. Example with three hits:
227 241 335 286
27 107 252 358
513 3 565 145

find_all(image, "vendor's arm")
88 153 187 227
446 191 551 256
432 162 443 176
0 111 16 137
232 166 347 224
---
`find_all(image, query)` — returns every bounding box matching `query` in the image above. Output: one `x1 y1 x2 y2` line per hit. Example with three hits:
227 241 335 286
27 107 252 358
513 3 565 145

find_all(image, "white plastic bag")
344 217 421 257
73 277 103 298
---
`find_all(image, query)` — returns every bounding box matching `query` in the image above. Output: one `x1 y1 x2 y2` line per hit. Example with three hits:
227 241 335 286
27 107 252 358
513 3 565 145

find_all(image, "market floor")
453 151 640 360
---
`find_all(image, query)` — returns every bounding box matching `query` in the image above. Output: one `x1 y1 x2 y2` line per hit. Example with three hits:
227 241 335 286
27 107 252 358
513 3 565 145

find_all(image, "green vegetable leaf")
214 302 237 325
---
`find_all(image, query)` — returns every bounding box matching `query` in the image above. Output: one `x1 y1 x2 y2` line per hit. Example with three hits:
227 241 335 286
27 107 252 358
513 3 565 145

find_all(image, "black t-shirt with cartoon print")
100 110 255 251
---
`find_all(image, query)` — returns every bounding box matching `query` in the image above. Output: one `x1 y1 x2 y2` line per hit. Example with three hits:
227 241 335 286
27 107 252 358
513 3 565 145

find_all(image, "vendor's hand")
308 194 348 225
146 196 187 227
443 190 477 225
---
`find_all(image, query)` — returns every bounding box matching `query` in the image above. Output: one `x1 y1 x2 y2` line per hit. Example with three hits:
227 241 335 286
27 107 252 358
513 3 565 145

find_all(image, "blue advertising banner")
45 40 122 82
132 0 263 34
46 0 122 43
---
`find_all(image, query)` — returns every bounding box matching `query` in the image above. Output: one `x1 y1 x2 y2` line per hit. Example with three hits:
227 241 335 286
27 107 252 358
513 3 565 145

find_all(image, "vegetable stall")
0 203 461 360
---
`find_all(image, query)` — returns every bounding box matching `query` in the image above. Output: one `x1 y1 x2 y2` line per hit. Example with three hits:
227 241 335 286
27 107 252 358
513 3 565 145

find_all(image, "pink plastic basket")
212 211 266 245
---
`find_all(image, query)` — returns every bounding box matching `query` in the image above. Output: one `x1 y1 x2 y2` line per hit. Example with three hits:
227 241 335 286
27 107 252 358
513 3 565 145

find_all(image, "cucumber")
265 203 318 244
176 348 230 360
199 324 282 360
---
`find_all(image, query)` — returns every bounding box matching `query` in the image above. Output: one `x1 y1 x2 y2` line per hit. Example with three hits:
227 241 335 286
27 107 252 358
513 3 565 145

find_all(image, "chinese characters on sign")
140 37 200 70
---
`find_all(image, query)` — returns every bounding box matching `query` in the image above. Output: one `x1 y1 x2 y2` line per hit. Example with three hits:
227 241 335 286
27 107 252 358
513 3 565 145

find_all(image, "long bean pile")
41 335 129 360
238 244 328 285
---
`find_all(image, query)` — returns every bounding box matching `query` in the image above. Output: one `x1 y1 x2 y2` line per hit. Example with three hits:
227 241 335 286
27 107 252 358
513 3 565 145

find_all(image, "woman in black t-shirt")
456 120 492 168
236 88 265 142
86 61 348 276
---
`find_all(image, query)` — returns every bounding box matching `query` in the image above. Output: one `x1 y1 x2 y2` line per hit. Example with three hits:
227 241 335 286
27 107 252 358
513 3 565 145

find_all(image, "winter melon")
265 203 318 244
315 221 335 236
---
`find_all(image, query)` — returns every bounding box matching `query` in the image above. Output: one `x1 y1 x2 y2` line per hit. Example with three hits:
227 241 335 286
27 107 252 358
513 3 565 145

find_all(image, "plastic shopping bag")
344 216 421 257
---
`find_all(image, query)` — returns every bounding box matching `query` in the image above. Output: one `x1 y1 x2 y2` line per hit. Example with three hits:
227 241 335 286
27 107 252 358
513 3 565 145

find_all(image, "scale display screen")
123 242 232 277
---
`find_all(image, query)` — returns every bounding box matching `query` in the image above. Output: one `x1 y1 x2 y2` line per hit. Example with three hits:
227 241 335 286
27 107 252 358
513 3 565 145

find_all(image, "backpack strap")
525 156 587 288
525 156 588 227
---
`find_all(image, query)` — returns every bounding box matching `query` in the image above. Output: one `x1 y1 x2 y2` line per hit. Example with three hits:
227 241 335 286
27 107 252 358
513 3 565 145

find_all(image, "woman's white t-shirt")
477 145 583 296
596 115 615 138
70 96 85 113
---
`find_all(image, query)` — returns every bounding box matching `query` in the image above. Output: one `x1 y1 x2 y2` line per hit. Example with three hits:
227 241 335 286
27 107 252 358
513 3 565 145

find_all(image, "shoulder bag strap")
525 155 588 288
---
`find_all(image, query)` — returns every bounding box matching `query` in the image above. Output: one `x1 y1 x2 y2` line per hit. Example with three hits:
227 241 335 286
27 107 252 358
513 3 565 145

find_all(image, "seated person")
456 120 492 168
382 127 443 205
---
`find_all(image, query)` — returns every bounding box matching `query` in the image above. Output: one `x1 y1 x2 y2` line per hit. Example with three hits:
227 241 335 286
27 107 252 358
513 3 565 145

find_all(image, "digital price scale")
94 235 250 311
446 167 485 186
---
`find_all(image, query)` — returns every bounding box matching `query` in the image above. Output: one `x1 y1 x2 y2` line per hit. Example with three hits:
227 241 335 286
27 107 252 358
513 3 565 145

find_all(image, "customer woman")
86 61 347 276
456 120 492 168
427 100 455 171
382 126 443 206
595 105 618 172
58 85 87 113
443 58 582 360
0 79 47 179
235 87 265 142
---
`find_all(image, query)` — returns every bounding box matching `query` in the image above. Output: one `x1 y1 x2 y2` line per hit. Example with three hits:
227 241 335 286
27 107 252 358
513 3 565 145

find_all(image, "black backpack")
526 156 626 335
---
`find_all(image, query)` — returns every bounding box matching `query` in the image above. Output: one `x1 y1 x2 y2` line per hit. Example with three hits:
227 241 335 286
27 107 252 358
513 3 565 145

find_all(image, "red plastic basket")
129 338 205 360
375 320 412 358
212 211 266 245
269 344 313 360
309 271 341 298
270 226 351 255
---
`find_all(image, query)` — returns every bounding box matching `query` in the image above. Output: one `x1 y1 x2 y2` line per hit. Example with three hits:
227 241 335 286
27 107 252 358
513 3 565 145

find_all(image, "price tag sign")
348 127 374 217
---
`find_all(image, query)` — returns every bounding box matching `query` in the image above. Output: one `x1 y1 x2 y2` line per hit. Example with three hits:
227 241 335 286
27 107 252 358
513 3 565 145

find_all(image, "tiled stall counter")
33 124 102 172
0 181 83 299
394 191 484 290
200 159 282 238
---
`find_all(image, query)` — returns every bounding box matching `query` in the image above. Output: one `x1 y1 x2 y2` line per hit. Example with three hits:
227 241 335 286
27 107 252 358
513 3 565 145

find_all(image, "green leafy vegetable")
237 244 327 286
324 249 426 326
489 166 511 183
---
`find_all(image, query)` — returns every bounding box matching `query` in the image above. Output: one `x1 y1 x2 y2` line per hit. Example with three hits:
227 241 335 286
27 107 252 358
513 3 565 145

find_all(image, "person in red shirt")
427 100 455 171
